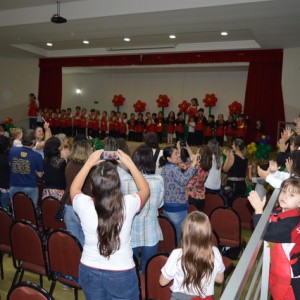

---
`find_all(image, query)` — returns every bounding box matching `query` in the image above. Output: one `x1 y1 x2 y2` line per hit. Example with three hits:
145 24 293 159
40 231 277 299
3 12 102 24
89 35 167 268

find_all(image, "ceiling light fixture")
46 42 53 47
169 34 176 39
124 37 131 42
75 88 82 95
221 31 228 36
51 1 67 24
83 40 90 44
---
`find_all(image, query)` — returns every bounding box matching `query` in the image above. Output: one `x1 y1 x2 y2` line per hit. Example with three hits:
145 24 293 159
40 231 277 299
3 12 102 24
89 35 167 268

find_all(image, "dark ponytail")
159 146 175 168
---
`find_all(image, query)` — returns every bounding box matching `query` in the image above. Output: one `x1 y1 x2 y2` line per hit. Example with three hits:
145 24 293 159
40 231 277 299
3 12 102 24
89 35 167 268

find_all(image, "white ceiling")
0 0 299 60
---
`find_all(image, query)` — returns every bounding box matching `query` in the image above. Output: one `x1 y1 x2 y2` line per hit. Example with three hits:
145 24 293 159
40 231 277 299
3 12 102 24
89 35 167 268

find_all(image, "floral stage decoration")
156 94 170 116
203 93 218 115
133 100 146 113
112 94 125 112
228 101 242 117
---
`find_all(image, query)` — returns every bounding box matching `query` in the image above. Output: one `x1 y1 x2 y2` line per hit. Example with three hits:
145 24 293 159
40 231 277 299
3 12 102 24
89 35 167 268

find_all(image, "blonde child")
160 211 225 300
248 177 300 299
10 127 23 147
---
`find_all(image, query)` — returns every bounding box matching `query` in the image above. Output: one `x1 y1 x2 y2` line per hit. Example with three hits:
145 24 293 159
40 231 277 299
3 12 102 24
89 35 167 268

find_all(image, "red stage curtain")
38 65 62 109
244 60 285 147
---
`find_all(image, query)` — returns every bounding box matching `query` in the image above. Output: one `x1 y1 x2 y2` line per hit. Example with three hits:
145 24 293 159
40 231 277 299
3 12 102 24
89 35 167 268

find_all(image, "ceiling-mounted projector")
51 1 67 24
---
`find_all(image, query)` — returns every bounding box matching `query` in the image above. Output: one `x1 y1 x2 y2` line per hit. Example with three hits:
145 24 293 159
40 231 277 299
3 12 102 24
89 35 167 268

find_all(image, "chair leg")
49 279 57 295
11 269 21 289
74 287 78 300
39 274 43 287
18 269 25 283
0 252 3 280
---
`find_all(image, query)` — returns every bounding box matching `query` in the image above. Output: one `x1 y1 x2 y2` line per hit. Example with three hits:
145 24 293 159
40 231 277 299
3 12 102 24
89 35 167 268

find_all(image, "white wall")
62 69 248 117
0 57 39 127
282 47 300 122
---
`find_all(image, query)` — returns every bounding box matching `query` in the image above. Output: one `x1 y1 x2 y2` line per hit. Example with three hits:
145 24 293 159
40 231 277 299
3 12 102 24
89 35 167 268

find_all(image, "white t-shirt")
161 247 225 297
205 155 221 190
73 192 141 270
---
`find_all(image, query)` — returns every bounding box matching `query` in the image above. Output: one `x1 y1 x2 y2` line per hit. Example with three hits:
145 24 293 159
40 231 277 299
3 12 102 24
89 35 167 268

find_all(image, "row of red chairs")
0 208 82 300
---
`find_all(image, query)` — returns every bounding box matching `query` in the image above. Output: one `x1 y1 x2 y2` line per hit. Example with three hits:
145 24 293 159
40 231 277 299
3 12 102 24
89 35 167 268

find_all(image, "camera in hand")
179 139 186 147
102 151 119 160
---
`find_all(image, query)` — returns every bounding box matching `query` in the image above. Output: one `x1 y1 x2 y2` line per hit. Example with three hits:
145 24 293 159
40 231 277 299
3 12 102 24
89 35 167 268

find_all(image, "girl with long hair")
160 211 224 299
70 149 150 300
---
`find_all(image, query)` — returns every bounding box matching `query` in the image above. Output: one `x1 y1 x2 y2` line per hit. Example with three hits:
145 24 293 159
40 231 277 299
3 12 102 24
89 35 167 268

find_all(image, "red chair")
41 196 66 232
211 230 235 293
232 196 254 230
37 180 45 208
0 207 13 279
7 281 54 300
158 215 177 253
145 253 171 300
47 229 82 300
10 220 48 288
188 203 198 213
203 193 225 217
209 206 245 250
12 192 39 227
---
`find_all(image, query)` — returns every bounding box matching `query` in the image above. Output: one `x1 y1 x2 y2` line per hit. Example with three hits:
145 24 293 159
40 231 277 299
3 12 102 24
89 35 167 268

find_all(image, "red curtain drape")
244 60 285 147
38 66 62 109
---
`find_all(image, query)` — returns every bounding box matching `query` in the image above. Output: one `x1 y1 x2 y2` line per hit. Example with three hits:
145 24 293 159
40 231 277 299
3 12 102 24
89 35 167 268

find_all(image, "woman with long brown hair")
159 211 224 299
70 149 150 300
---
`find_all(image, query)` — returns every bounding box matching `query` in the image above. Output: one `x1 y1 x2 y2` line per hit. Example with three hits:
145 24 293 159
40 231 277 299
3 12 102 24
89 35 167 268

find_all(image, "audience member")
121 145 164 273
9 129 44 207
10 127 23 147
0 136 10 209
159 146 199 243
144 132 163 174
70 149 150 300
160 211 225 299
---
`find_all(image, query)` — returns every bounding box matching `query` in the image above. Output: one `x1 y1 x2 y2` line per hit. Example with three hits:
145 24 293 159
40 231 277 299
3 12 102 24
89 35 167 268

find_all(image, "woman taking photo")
159 146 198 243
70 149 150 300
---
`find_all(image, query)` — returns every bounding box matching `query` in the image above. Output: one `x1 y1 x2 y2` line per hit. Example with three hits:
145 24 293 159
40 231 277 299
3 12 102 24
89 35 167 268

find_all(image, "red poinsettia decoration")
178 100 191 113
112 94 125 107
203 93 217 107
4 117 13 125
156 94 170 108
228 101 242 115
133 100 146 112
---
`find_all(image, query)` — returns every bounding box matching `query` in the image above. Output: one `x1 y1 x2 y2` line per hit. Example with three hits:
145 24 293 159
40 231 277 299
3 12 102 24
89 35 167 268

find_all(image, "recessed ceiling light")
221 31 228 36
169 34 176 39
46 42 53 47
124 37 131 42
83 40 89 44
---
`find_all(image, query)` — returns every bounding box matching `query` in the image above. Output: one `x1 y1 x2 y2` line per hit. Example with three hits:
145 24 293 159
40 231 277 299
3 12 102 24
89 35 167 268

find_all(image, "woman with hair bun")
159 146 199 243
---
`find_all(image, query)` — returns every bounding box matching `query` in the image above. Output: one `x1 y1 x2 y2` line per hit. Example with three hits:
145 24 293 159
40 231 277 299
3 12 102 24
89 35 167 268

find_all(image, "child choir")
38 104 248 145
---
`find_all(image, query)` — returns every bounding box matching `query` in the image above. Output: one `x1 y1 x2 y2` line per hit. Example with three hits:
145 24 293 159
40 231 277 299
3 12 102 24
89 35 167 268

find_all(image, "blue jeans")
79 263 139 300
64 205 84 246
133 243 158 274
0 191 10 209
163 209 188 244
10 186 39 207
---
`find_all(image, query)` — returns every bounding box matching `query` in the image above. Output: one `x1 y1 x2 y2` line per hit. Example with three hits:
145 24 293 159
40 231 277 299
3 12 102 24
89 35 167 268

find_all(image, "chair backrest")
232 196 254 230
209 206 242 248
12 192 38 226
7 281 54 300
41 197 66 232
10 220 47 271
203 193 225 217
47 229 82 279
0 207 13 253
37 180 45 208
188 204 198 214
145 253 171 300
158 215 177 253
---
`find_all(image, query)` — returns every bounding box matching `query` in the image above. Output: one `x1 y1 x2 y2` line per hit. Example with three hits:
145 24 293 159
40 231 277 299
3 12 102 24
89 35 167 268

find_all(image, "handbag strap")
60 191 70 205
